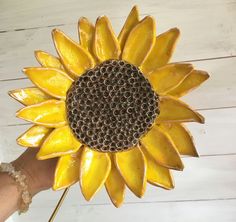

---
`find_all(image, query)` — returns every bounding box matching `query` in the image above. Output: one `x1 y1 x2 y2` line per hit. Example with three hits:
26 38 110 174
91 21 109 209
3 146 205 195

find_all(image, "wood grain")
1 0 235 221
9 155 236 221
1 107 236 163
0 0 236 80
1 57 235 126
15 199 236 222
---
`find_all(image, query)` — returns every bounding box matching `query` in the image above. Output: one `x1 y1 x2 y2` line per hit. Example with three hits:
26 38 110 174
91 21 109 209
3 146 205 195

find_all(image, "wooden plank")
0 0 236 80
1 107 236 161
6 156 236 222
11 199 236 222
2 152 236 207
0 57 235 126
0 0 235 33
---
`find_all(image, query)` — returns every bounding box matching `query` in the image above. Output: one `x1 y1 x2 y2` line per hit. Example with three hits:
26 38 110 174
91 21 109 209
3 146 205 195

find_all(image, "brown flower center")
66 59 159 152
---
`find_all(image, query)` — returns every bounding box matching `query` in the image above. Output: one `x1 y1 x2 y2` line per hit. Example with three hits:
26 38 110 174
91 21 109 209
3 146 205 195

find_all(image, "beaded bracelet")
0 162 32 214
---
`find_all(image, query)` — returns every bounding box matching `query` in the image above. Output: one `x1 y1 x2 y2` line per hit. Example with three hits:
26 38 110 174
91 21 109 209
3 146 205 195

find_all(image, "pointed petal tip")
51 28 57 36
36 152 58 160
143 15 155 24
36 152 45 160
80 188 94 201
96 15 112 26
34 50 40 55
96 15 108 22
8 90 15 98
174 157 185 171
201 70 210 79
15 108 22 118
198 114 205 124
22 67 27 73
171 27 180 35
148 180 175 190
114 202 123 208
168 180 175 189
52 184 70 191
79 16 88 22
51 28 62 39
177 162 184 171
52 184 60 191
136 187 146 198
78 16 93 26
52 28 59 33
194 152 200 158
16 137 26 147
131 5 139 14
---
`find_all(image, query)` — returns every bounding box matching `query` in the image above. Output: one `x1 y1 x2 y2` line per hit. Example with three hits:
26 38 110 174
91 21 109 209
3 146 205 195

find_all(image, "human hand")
11 148 58 196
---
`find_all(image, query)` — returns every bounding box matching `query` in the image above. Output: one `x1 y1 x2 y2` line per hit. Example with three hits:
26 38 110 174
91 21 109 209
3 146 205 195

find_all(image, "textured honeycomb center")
66 59 159 152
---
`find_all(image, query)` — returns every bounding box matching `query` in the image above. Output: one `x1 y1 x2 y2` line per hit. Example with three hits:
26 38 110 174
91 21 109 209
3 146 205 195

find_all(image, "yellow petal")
105 156 125 208
34 50 64 70
141 125 184 170
52 29 95 77
78 17 95 55
156 96 205 123
8 87 51 106
141 28 180 74
16 99 66 127
80 147 111 201
93 16 121 62
17 125 52 147
118 6 139 51
37 125 82 160
168 70 210 97
159 123 198 157
141 147 174 189
115 147 147 198
122 16 156 66
23 67 73 100
53 148 83 190
147 63 193 94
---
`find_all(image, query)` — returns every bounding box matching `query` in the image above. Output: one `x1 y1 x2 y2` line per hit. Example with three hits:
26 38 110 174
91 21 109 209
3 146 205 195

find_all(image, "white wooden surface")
0 0 236 221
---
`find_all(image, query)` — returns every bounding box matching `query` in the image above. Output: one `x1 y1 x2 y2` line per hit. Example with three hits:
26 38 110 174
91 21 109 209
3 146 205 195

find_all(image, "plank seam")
89 197 236 206
1 55 236 82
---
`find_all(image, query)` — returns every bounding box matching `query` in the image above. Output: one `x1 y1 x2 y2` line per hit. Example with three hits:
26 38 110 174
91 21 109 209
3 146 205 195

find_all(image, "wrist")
11 160 42 196
0 172 21 220
0 162 32 214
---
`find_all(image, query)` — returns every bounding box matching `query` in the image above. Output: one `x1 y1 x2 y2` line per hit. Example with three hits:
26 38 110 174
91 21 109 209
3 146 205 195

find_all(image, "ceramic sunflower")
9 6 209 207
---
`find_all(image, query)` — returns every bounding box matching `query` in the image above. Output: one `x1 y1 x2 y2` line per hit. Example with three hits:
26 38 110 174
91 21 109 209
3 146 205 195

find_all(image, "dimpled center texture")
66 59 159 152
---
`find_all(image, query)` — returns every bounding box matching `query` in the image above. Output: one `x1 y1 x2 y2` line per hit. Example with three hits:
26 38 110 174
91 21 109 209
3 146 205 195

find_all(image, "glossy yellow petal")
141 28 180 74
37 126 82 160
122 16 156 66
167 70 210 97
118 6 139 51
147 63 193 94
34 50 64 70
52 29 95 77
16 99 66 127
53 148 83 190
141 125 184 170
17 125 52 147
105 156 125 208
115 147 147 198
8 87 51 106
159 123 198 157
141 147 174 189
80 147 111 201
23 67 73 99
156 96 205 123
94 16 121 62
78 17 95 55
